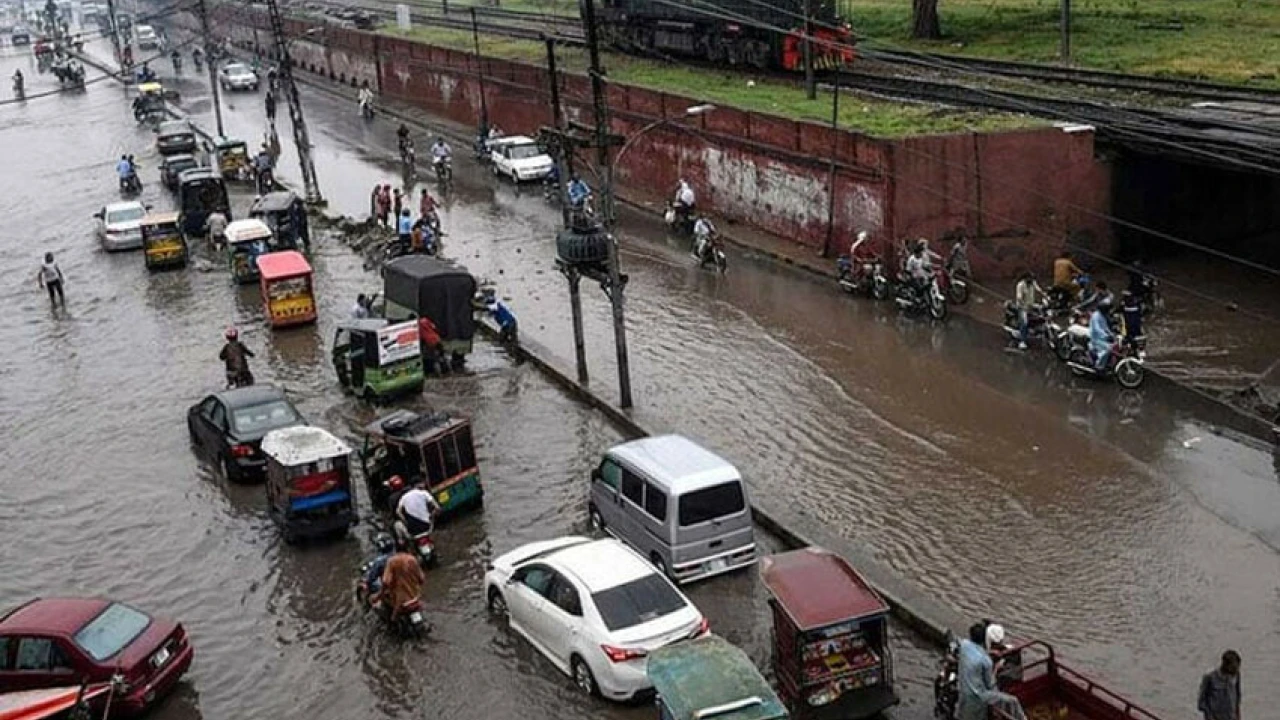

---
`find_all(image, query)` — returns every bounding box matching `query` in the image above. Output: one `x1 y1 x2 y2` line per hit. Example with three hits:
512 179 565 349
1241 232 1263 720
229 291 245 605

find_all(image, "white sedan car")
490 135 554 183
219 62 259 92
95 201 147 251
485 536 708 701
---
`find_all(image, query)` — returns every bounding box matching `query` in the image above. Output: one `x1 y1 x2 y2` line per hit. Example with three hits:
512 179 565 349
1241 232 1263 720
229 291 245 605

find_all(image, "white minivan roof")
607 435 740 495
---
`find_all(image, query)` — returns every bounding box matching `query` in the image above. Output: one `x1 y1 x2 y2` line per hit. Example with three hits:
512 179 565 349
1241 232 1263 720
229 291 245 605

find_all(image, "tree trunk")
912 0 942 39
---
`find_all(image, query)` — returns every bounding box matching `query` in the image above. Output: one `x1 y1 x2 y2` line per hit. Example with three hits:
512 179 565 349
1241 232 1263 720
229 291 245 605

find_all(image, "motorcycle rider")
430 136 451 175
1126 259 1156 310
946 234 971 277
905 239 933 303
396 483 440 538
1012 271 1043 350
192 47 203 69
253 145 274 194
693 215 718 263
219 327 254 388
375 550 425 621
1051 250 1084 302
361 533 397 600
115 154 135 190
205 210 229 250
673 178 696 230
397 122 411 155
170 49 181 72
1089 297 1115 372
357 82 374 116
418 189 440 233
12 68 23 95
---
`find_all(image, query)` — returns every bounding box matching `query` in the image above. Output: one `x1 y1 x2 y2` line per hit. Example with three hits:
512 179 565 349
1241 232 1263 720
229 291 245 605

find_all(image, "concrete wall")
213 7 1113 277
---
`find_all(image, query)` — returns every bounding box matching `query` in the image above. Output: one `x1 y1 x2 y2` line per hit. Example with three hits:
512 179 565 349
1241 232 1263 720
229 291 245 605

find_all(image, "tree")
912 0 941 39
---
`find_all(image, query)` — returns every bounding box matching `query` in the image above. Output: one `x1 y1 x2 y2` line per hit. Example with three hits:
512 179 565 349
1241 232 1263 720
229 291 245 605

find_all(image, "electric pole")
264 0 323 204
822 72 840 258
196 0 224 137
104 0 121 65
471 7 489 134
1060 0 1072 62
581 0 633 409
803 0 815 100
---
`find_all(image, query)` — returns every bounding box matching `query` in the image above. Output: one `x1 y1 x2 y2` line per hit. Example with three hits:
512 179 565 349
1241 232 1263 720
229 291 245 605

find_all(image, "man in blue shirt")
397 209 413 251
115 155 133 189
958 623 1027 720
1089 298 1114 371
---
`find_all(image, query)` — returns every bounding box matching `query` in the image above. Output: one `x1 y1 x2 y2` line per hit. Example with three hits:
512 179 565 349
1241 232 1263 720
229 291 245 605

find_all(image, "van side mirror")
590 468 601 483
92 211 103 219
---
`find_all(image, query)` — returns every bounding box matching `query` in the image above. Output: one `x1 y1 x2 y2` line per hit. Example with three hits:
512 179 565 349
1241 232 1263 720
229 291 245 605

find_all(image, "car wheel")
187 417 200 446
486 587 507 617
588 506 605 533
491 164 500 178
221 455 239 483
571 655 599 697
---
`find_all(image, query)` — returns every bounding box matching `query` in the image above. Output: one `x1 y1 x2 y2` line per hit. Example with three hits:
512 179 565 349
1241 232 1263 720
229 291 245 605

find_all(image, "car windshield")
678 481 745 527
509 144 544 161
226 64 250 76
591 574 687 631
231 399 300 434
73 603 152 661
107 206 145 224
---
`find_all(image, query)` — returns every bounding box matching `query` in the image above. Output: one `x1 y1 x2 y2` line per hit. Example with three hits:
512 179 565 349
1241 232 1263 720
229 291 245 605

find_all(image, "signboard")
377 321 420 365
395 3 410 30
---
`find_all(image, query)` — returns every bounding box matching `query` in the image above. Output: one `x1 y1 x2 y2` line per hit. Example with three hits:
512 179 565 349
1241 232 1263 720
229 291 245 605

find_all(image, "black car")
160 154 200 191
187 385 306 482
156 120 197 156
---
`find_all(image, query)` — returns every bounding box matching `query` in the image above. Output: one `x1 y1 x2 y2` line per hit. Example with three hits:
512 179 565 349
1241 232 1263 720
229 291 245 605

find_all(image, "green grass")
844 0 1280 86
387 26 1040 137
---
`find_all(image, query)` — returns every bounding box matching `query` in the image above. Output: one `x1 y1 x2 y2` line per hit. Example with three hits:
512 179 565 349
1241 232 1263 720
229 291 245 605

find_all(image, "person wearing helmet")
362 533 397 604
1089 295 1114 372
219 328 255 388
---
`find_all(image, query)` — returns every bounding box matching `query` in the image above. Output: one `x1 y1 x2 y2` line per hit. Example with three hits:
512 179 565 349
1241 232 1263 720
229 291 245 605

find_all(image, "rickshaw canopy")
137 81 164 96
251 190 302 215
225 219 273 247
382 255 477 341
363 409 466 447
257 250 311 281
261 426 351 468
140 210 181 230
213 136 247 152
648 636 788 720
760 547 889 631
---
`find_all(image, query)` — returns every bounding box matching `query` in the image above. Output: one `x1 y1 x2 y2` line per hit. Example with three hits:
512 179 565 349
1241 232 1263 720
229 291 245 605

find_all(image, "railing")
994 640 1165 720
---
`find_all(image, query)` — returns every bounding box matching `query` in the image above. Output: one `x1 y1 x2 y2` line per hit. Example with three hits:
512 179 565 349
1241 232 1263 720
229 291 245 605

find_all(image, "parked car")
589 435 757 584
187 385 306 481
134 23 158 50
218 62 259 91
94 200 147 251
11 27 31 45
489 135 554 183
155 120 197 156
0 597 194 716
160 153 200 191
484 536 708 702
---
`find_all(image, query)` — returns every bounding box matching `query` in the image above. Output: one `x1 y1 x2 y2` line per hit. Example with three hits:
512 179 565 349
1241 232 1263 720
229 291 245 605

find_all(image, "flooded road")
6 35 1278 719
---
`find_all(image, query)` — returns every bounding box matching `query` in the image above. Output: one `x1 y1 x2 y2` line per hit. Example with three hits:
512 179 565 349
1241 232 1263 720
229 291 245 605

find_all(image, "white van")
135 24 158 50
589 435 757 584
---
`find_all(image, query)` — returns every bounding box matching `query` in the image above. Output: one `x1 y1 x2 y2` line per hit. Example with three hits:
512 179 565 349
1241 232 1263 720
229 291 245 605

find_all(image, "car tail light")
695 617 710 637
600 644 647 663
230 444 254 458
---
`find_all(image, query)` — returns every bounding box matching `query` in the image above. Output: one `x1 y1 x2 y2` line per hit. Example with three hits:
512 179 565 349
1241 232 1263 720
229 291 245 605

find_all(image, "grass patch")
844 0 1280 86
387 26 1040 137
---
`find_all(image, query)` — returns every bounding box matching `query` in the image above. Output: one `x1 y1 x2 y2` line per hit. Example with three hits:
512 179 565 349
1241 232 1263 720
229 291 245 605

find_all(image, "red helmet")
387 475 405 492
224 326 238 340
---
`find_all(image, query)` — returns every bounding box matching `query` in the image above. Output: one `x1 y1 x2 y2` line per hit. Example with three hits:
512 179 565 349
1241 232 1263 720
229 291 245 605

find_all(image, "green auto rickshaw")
360 409 482 519
648 636 789 720
332 318 425 401
140 211 188 270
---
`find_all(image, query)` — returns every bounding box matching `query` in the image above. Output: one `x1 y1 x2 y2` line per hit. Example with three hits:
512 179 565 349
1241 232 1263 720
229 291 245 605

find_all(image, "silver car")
218 62 259 92
95 201 147 251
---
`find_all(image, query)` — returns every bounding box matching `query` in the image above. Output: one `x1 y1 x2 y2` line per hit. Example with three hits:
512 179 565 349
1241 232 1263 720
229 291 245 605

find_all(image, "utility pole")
581 0 632 409
822 73 840 258
196 0 224 137
1060 0 1071 62
104 0 121 65
803 0 815 100
264 0 323 204
471 7 489 134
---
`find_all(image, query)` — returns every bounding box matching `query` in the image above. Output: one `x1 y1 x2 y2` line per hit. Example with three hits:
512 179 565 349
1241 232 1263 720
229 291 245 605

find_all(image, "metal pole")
265 0 323 204
569 272 589 384
546 37 571 227
471 7 489 132
104 0 121 65
803 0 815 100
822 74 840 258
197 0 224 137
1060 0 1071 62
581 0 632 409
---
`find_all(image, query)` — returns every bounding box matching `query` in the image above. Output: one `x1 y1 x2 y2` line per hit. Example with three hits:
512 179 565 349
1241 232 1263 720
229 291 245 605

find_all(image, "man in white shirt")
396 485 440 536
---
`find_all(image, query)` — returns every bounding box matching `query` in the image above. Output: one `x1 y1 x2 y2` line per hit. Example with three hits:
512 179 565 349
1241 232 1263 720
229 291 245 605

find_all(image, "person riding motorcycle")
1051 250 1084 301
136 62 155 84
12 68 23 95
357 84 374 116
219 327 255 388
362 533 397 600
375 551 425 621
115 154 138 191
1012 271 1043 350
693 215 718 263
396 123 411 155
905 239 933 302
191 47 203 69
205 210 229 249
1089 297 1114 372
430 137 451 173
396 484 440 538
672 178 696 230
170 49 181 72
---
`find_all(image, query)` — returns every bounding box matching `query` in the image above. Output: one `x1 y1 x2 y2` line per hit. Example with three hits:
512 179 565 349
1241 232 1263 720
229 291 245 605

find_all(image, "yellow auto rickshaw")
211 136 252 182
140 211 188 270
134 82 167 125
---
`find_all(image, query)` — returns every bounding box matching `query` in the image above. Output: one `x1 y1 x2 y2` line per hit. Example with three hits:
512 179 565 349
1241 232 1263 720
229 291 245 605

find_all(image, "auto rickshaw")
224 218 273 284
177 168 230 238
261 425 359 543
249 190 310 252
333 318 425 401
140 211 188 270
210 136 252 182
360 409 481 518
134 81 167 124
648 635 789 720
760 547 899 719
382 256 477 370
256 251 316 328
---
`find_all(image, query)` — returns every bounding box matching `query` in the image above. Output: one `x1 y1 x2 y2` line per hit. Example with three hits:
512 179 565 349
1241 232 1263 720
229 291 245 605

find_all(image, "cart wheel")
571 656 599 697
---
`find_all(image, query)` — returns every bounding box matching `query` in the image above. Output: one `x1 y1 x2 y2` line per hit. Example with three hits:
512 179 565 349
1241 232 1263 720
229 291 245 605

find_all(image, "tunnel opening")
1111 151 1280 269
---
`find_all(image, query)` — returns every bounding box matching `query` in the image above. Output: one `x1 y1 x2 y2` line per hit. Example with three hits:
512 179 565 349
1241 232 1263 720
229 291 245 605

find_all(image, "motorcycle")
1067 339 1146 389
354 563 429 639
12 77 23 99
895 273 948 320
399 140 415 174
664 201 695 236
1051 309 1090 362
171 55 182 74
119 172 142 195
1001 302 1059 351
192 52 203 72
255 167 275 195
392 515 438 567
225 366 254 389
1047 273 1091 313
359 97 374 120
433 156 452 184
836 254 890 300
692 235 727 274
933 631 961 720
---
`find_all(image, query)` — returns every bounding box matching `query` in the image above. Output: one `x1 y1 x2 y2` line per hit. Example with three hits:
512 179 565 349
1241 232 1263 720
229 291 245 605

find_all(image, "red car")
0 599 193 715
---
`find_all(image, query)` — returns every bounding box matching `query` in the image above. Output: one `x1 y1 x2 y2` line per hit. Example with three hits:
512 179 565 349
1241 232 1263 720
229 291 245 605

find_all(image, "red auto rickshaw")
256 250 316 328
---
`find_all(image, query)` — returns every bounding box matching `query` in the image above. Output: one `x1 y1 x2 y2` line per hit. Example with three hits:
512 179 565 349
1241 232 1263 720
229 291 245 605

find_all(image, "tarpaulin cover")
383 256 477 341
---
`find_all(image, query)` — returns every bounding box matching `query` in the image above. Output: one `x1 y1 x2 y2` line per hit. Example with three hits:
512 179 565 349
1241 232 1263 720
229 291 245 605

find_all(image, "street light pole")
196 0 224 137
545 36 588 385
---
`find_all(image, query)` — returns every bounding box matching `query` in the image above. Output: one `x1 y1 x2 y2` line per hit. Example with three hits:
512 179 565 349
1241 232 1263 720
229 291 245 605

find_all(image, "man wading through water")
1198 650 1241 720
37 252 65 309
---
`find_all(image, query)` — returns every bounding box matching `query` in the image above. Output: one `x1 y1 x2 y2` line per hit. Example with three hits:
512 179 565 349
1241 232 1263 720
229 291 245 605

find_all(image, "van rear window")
678 482 745 527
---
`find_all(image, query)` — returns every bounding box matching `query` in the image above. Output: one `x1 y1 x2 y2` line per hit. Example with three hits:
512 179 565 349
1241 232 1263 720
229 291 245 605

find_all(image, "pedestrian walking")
37 252 65 308
370 184 381 222
264 89 276 124
376 185 392 228
1198 650 1241 720
393 188 403 220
